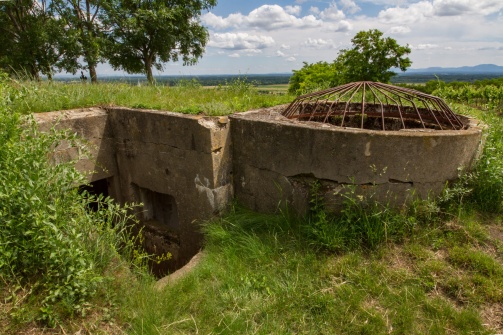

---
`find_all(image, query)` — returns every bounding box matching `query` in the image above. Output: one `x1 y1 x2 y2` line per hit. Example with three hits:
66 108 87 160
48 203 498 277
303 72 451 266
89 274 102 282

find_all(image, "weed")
304 181 418 252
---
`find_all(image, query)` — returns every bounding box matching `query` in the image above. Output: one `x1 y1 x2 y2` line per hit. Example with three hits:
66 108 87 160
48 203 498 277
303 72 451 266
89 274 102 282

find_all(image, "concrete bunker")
35 107 232 277
34 85 484 277
230 82 484 214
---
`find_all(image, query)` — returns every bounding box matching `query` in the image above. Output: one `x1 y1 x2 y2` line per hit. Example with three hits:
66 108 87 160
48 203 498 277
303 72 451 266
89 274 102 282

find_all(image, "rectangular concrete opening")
133 184 180 234
131 183 181 276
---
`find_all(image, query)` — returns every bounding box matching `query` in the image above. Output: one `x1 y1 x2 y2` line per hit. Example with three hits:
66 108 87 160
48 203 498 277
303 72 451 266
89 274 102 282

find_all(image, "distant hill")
405 64 503 74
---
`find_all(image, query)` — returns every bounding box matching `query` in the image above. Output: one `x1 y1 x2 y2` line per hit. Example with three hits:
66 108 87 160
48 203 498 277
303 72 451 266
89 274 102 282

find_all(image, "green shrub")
0 74 145 326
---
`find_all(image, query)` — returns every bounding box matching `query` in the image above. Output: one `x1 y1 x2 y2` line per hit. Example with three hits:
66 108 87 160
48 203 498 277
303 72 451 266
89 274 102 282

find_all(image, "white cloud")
247 5 322 30
378 1 434 24
310 6 320 14
202 12 245 29
287 57 297 62
303 38 335 49
203 5 322 31
320 3 346 21
340 0 361 14
208 33 275 50
285 5 302 16
248 49 263 53
333 20 352 32
281 44 291 50
433 0 503 16
378 0 503 25
276 50 286 57
229 53 240 58
478 46 503 51
388 26 411 34
413 43 439 50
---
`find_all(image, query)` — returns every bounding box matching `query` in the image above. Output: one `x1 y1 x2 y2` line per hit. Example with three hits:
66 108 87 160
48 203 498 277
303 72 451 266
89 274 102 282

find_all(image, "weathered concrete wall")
36 107 232 275
230 107 484 214
106 107 232 273
34 108 117 183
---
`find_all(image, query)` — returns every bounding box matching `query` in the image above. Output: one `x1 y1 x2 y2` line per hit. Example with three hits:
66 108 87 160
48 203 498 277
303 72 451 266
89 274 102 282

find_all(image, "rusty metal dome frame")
282 81 465 131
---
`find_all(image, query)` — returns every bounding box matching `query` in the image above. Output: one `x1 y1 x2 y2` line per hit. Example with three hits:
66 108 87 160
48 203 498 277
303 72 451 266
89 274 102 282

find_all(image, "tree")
288 61 343 95
339 29 411 83
288 29 412 95
0 0 79 80
101 0 217 84
50 0 105 83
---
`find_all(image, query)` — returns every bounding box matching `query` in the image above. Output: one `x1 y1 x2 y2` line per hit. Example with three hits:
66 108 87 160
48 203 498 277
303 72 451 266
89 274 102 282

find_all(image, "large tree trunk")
145 60 154 85
84 49 98 83
89 64 98 83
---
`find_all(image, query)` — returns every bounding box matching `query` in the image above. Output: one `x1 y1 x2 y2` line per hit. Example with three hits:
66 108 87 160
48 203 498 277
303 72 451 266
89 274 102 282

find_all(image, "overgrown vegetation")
1 75 503 334
0 74 153 331
7 77 293 116
399 77 503 111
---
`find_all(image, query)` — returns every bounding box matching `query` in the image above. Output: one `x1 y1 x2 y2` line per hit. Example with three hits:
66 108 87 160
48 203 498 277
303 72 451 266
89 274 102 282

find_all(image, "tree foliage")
0 0 216 83
50 0 105 83
340 29 411 83
0 0 79 80
288 61 344 96
289 29 412 95
102 0 217 84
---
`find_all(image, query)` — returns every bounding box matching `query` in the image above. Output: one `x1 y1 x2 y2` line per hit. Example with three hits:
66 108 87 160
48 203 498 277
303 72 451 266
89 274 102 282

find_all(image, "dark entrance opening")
132 184 181 277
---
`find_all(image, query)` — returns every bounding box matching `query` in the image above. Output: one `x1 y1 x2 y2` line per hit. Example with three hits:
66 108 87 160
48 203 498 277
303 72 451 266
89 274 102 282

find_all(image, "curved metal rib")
282 81 465 131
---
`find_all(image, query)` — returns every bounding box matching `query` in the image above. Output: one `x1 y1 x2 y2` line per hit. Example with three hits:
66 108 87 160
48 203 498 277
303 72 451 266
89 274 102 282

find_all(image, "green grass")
254 84 289 95
8 80 294 116
2 78 503 334
118 205 501 335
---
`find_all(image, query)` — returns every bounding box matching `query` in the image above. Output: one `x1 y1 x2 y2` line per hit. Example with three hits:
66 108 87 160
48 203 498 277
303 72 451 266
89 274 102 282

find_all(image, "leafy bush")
288 61 341 95
0 74 144 326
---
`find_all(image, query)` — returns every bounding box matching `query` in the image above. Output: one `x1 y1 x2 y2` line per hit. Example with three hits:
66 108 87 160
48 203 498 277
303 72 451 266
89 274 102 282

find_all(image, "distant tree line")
0 0 216 84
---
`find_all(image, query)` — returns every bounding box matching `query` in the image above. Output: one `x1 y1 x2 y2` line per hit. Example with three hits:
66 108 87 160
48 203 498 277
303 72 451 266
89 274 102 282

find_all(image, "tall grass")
448 103 503 213
8 78 294 116
121 199 498 334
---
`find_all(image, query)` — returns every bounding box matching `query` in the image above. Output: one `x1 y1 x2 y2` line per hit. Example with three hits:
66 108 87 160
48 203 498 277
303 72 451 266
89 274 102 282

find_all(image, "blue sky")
96 0 503 76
